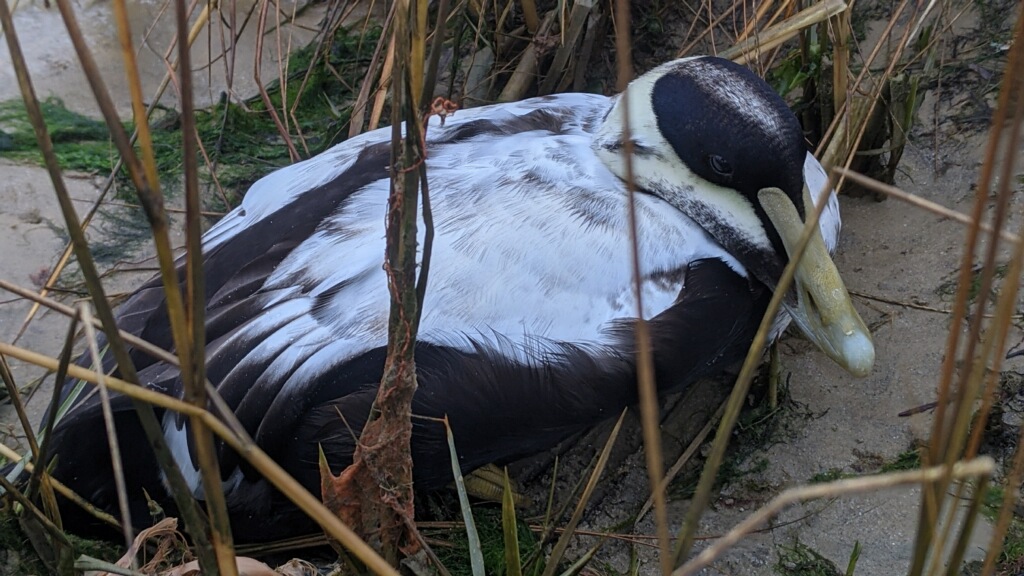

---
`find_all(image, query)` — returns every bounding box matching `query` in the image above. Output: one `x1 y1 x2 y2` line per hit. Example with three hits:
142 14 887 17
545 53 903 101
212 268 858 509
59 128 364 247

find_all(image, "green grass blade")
502 467 523 576
844 540 861 576
445 416 485 576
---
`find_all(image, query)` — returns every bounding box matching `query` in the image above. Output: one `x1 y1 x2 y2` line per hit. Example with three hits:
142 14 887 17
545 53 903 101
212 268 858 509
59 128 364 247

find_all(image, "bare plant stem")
174 0 237 570
613 0 671 573
79 305 136 565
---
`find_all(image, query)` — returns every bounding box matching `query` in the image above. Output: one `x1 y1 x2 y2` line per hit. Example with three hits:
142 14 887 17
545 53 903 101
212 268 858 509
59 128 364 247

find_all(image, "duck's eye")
708 154 733 177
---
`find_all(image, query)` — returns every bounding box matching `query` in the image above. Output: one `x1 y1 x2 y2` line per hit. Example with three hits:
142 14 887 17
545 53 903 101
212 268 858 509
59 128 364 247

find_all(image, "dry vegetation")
0 0 1021 574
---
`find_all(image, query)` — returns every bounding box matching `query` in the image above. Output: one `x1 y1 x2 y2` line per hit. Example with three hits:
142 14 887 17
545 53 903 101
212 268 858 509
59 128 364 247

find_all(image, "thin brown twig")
848 289 1023 320
637 400 727 523
174 0 237 569
540 411 627 576
254 0 300 162
676 457 996 576
673 167 838 566
833 167 1020 243
613 0 671 572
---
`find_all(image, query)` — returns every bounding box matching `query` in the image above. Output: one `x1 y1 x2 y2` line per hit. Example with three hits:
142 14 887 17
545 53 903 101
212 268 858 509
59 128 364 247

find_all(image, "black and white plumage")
42 56 873 541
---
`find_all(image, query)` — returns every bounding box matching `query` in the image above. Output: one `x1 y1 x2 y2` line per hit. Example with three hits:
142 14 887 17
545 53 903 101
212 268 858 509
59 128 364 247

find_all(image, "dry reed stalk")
79 305 136 562
111 0 160 198
671 3 877 566
834 168 1020 244
24 308 78 512
720 0 846 64
349 2 395 137
676 0 737 58
540 411 627 576
538 0 595 96
831 9 850 112
498 10 557 101
0 474 73 563
835 167 1019 240
636 400 727 524
370 39 396 131
520 0 539 33
813 0 909 160
672 164 839 566
172 0 237 570
737 0 787 43
910 7 1024 573
611 0 670 573
676 458 997 576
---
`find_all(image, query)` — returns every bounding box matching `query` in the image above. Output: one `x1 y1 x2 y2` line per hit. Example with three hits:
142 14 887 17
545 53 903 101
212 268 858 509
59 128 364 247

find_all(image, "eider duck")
39 56 873 542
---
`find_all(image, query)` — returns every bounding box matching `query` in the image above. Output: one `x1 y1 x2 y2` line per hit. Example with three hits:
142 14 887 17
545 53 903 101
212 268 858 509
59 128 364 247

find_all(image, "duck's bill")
758 187 875 377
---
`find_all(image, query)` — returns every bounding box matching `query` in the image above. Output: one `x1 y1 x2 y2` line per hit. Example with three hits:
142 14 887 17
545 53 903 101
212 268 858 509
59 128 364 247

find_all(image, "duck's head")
594 56 874 377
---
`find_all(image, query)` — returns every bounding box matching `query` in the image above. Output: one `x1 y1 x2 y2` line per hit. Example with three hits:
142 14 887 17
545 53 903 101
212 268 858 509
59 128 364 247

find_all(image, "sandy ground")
0 0 1018 574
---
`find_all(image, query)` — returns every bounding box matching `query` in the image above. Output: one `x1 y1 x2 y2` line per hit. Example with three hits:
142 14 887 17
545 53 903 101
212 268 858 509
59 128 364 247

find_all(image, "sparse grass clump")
0 98 115 174
775 540 842 576
981 486 1024 574
0 25 380 203
0 513 124 575
429 507 541 576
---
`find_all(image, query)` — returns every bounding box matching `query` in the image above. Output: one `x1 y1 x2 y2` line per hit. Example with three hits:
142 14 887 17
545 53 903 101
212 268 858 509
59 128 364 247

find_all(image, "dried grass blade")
0 472 75 573
74 556 146 576
498 10 557 101
369 38 396 131
675 458 996 576
942 476 989 576
80 305 137 561
254 0 300 162
613 0 670 572
983 411 1024 573
557 541 602 576
101 517 181 575
538 0 593 96
830 8 850 113
913 8 1024 573
672 172 838 566
0 356 40 469
0 352 65 532
421 0 450 108
349 2 395 137
832 168 1020 244
24 308 79 517
112 0 160 196
636 400 726 523
13 0 213 345
540 410 627 576
174 0 237 569
719 0 846 64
